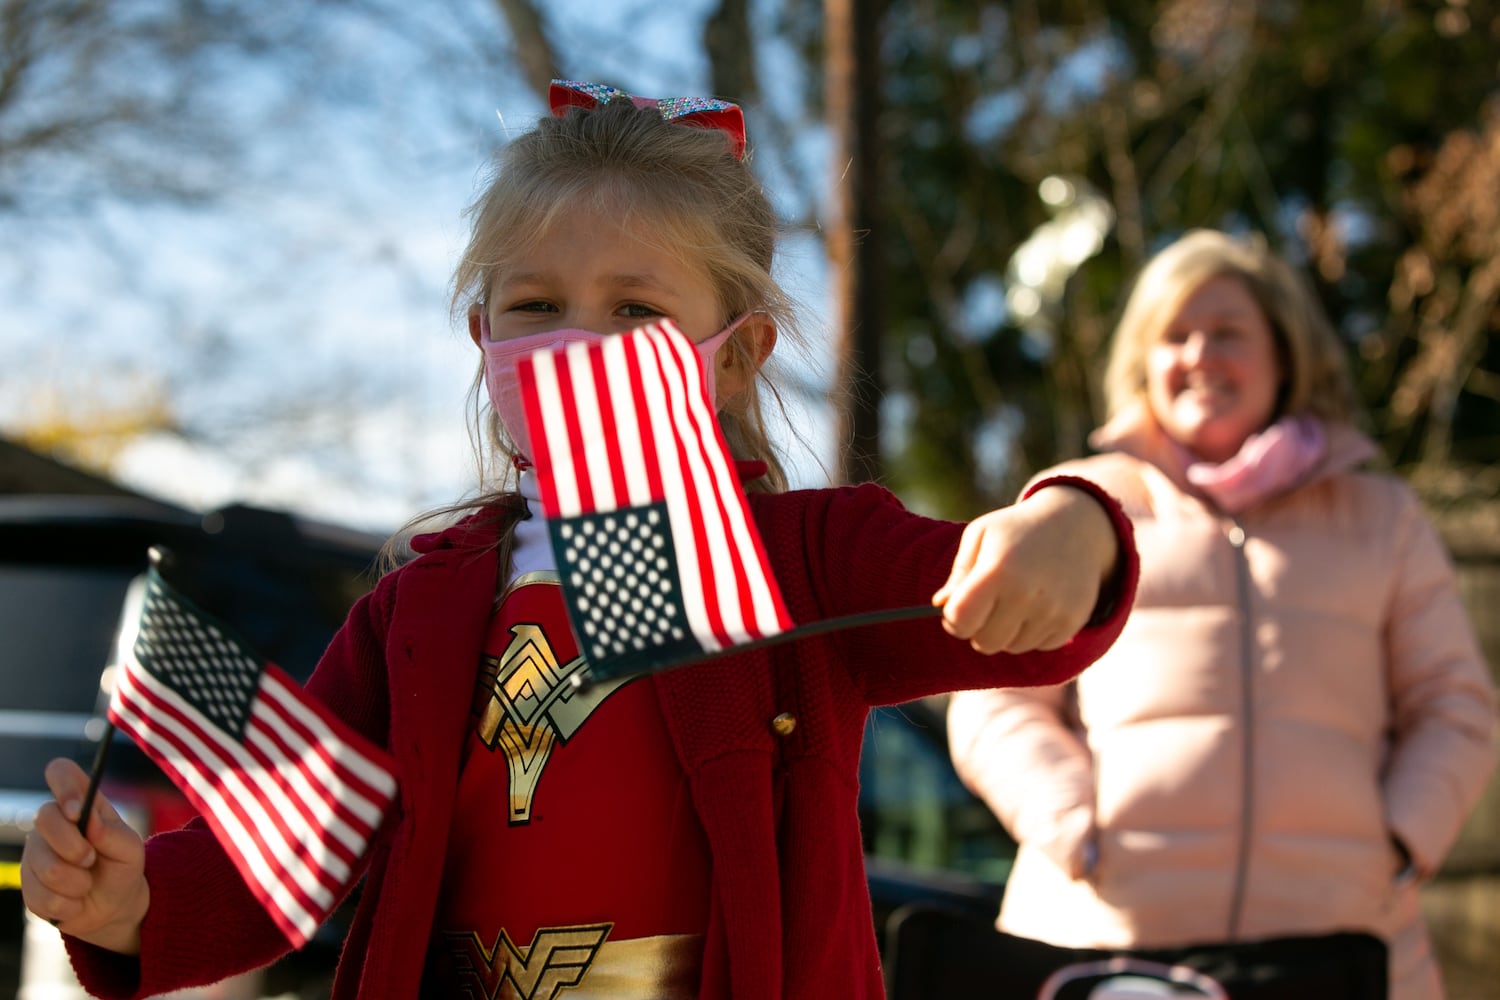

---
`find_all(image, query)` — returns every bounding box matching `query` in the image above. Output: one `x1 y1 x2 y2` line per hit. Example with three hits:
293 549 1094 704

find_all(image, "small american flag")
517 320 793 682
106 559 397 948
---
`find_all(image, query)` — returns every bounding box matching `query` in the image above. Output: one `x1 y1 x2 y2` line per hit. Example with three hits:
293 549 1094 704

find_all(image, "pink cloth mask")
480 313 748 462
1184 415 1327 514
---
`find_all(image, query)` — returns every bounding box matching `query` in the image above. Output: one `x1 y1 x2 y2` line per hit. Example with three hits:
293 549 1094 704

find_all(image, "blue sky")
1 0 835 532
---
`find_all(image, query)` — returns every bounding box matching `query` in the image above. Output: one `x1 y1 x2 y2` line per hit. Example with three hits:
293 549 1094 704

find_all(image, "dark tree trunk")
825 0 884 485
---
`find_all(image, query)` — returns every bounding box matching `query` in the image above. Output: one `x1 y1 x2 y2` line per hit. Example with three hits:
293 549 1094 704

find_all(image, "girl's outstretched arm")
933 480 1119 655
21 757 149 956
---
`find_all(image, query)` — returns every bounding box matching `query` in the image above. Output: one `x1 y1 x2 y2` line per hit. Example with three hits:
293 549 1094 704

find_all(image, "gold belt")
437 928 704 1000
551 932 703 999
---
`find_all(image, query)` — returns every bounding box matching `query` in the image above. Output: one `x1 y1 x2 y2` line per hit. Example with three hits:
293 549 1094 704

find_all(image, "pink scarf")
1183 416 1327 514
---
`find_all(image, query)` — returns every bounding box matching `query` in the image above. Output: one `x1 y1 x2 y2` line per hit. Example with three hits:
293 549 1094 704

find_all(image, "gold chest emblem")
473 613 623 824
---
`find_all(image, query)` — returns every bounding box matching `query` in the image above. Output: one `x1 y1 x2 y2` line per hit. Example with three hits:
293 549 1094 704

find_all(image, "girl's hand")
933 485 1118 654
20 757 149 956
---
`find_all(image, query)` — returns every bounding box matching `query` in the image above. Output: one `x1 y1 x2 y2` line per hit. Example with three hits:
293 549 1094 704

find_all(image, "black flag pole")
571 603 943 690
76 548 162 836
75 720 114 837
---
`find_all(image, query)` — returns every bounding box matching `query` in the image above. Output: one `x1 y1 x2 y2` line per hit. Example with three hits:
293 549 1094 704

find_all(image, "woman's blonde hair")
386 96 799 567
1101 228 1362 425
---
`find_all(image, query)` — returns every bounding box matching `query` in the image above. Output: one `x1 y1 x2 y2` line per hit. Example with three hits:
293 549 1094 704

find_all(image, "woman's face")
1145 274 1283 463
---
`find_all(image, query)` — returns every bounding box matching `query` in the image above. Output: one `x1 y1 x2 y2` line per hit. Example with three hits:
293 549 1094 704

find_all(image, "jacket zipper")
1224 518 1253 940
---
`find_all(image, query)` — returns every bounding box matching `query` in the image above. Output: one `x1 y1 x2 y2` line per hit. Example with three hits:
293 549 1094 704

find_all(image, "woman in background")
949 228 1497 999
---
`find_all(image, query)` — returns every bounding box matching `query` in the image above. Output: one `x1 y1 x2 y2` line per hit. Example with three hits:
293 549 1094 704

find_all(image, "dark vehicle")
0 493 385 997
859 699 1017 999
0 493 1022 999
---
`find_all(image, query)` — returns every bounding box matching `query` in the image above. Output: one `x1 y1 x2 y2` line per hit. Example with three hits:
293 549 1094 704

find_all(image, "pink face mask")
479 313 748 462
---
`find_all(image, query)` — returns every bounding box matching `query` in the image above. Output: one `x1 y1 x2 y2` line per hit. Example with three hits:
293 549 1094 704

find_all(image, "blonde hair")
386 97 800 567
1101 228 1361 425
455 97 797 493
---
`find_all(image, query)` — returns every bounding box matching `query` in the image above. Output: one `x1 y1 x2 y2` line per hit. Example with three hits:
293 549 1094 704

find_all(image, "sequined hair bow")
548 79 747 160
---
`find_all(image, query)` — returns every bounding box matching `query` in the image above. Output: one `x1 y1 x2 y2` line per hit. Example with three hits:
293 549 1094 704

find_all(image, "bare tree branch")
490 0 557 101
704 0 758 103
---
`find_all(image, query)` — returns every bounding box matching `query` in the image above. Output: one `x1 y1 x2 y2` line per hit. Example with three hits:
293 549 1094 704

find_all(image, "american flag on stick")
518 320 794 683
104 551 397 948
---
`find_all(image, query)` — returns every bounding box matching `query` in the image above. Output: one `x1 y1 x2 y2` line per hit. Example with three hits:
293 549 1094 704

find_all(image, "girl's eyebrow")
605 272 675 293
494 271 674 293
493 271 546 290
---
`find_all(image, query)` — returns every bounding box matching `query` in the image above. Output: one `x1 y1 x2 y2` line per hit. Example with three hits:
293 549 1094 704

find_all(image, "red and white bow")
548 79 746 159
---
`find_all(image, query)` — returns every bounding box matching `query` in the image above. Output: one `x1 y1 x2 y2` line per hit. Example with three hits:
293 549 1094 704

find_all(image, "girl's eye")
510 300 557 314
620 302 665 320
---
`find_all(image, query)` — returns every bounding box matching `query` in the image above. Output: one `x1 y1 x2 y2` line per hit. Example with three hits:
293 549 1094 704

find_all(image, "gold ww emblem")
443 923 612 1000
473 621 622 823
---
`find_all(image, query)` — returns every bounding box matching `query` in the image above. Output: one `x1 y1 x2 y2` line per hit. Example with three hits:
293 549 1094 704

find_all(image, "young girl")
22 82 1138 1000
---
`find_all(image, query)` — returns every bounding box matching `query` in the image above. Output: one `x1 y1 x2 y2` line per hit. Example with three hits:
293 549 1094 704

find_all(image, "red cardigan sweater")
69 478 1137 999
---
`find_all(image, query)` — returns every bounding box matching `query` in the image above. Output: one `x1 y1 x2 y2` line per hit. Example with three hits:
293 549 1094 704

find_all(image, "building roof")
0 435 145 498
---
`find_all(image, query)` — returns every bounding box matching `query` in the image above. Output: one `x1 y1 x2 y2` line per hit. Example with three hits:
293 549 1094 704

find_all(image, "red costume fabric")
423 577 714 996
67 478 1138 1000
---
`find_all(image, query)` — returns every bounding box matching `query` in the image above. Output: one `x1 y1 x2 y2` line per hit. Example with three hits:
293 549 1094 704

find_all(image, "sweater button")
771 712 797 736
